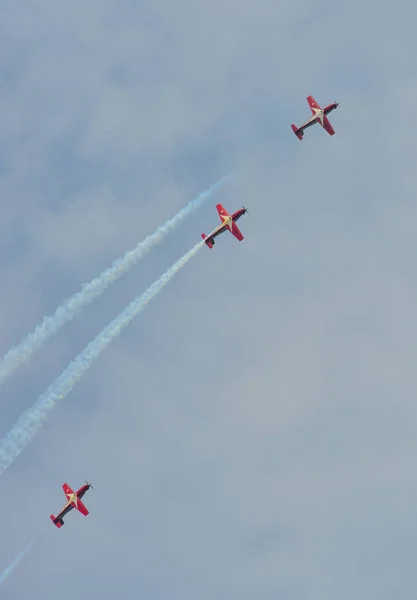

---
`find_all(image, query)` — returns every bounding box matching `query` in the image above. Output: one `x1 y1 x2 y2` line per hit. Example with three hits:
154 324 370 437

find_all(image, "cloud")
1 0 417 599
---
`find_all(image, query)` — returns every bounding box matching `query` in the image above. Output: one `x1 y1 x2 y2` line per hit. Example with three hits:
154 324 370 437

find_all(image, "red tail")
201 233 214 249
291 124 303 140
50 515 64 528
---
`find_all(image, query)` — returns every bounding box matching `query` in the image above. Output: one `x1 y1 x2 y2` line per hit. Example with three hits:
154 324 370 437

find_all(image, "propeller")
334 100 339 107
85 480 94 489
243 205 249 214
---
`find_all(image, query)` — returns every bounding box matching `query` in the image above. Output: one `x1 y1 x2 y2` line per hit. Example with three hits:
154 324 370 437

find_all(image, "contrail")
0 242 204 475
0 532 43 587
0 175 230 385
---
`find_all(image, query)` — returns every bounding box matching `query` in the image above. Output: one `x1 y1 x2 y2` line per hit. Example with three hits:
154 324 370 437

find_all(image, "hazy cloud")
1 0 417 598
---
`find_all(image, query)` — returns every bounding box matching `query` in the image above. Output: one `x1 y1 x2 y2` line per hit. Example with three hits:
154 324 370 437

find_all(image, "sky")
1 0 417 597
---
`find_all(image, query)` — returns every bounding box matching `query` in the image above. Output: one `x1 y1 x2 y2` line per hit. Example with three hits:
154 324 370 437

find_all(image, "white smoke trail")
0 532 43 587
0 175 230 386
0 242 204 475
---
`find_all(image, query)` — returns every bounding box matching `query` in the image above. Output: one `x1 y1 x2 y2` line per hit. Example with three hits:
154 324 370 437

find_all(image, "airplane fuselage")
57 493 77 517
291 96 339 140
201 204 247 248
77 485 89 499
303 103 337 128
50 482 92 528
54 484 90 521
207 208 246 239
232 208 246 222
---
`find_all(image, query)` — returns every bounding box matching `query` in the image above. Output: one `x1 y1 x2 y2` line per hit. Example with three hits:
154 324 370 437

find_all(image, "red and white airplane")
50 482 92 528
291 95 339 140
201 203 247 249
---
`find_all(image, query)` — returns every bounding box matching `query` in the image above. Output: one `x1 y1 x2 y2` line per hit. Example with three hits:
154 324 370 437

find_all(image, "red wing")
63 483 75 500
307 95 321 114
322 115 335 135
216 203 230 222
231 222 244 241
75 498 89 516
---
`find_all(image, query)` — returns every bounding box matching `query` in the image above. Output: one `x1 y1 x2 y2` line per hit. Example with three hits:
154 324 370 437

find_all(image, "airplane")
201 203 248 249
291 95 339 140
50 481 92 528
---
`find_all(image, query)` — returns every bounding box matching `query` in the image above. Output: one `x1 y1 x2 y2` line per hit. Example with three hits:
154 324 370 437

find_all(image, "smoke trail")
0 175 230 386
0 242 204 474
0 532 43 587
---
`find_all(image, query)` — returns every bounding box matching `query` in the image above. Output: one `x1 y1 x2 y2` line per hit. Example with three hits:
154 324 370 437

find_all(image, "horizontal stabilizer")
50 515 64 528
291 124 303 140
201 233 214 249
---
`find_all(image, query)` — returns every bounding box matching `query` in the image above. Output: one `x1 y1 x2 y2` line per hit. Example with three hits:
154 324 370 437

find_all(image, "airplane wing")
231 222 244 241
75 498 89 516
307 95 321 114
322 115 335 135
216 203 230 221
63 483 75 499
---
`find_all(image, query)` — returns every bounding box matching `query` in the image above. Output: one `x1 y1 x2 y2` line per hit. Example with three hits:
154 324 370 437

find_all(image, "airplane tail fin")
50 515 64 528
291 124 303 140
201 234 214 249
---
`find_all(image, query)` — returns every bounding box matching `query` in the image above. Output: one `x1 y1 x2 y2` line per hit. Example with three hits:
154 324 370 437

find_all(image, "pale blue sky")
1 0 417 598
